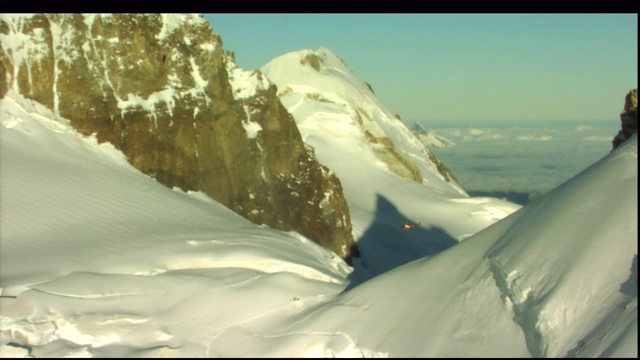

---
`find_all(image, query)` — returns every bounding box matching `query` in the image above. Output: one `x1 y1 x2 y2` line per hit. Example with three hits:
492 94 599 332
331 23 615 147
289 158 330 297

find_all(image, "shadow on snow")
343 194 458 292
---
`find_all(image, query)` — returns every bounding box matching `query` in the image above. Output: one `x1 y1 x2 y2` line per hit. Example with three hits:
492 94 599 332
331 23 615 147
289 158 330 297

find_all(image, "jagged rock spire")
612 88 638 149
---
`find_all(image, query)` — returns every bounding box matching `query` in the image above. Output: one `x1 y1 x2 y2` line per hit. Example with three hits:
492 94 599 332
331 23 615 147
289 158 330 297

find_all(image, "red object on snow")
401 222 421 230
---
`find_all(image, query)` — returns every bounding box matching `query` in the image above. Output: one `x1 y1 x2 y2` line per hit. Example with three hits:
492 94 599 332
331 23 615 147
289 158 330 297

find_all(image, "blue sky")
204 14 637 122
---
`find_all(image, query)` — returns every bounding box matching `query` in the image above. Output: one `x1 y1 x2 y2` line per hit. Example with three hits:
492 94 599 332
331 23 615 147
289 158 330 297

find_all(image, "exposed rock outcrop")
409 122 458 183
410 122 456 149
0 58 6 98
361 120 423 183
0 14 357 262
612 88 638 149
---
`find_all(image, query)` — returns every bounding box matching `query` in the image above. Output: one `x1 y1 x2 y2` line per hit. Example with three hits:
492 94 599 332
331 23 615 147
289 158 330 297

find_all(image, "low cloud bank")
424 120 618 203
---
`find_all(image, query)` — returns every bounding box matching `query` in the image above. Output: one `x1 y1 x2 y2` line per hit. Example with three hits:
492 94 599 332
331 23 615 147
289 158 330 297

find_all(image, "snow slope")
0 91 355 357
261 48 521 283
278 133 637 358
1 54 636 357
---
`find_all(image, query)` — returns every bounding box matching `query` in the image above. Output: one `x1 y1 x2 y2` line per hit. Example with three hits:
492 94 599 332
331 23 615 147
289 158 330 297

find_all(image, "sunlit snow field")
423 119 620 204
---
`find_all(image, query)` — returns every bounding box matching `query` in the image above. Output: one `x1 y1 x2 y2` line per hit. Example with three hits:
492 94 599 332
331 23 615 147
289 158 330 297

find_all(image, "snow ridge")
262 47 465 193
480 135 638 357
487 257 548 357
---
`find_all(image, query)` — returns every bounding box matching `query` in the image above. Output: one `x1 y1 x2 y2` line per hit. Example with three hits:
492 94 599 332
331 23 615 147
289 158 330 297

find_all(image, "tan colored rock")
0 14 357 263
0 58 6 98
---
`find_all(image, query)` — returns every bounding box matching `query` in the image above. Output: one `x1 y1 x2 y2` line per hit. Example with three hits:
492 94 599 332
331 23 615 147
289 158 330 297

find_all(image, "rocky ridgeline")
613 88 638 149
0 14 357 262
409 122 458 184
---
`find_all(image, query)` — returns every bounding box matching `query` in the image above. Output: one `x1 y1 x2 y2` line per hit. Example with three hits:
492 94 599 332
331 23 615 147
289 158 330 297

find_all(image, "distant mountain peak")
411 122 428 135
410 121 456 149
262 48 464 193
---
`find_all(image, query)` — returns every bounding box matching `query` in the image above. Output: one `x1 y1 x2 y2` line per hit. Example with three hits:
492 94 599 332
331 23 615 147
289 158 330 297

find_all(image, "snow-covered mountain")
296 133 637 358
261 48 517 282
261 47 460 189
1 88 636 357
1 15 636 358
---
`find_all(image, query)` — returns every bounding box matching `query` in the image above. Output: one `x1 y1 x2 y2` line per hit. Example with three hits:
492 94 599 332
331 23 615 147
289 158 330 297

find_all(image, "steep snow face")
241 134 637 358
479 135 637 357
262 48 520 282
399 135 637 357
262 47 461 192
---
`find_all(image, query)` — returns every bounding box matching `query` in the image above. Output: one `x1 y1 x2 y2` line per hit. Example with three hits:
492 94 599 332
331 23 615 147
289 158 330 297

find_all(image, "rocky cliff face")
612 88 638 149
0 14 356 262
